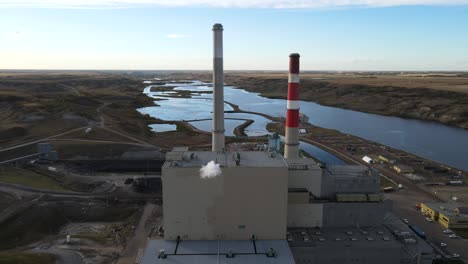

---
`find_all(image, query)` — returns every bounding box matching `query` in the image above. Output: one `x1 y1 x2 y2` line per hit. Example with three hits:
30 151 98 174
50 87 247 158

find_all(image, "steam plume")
200 161 222 179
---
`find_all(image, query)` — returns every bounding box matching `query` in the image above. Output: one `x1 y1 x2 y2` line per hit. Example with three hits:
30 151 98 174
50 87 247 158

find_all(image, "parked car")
443 229 453 234
452 253 460 259
402 219 409 224
449 234 459 239
440 242 447 247
425 217 433 222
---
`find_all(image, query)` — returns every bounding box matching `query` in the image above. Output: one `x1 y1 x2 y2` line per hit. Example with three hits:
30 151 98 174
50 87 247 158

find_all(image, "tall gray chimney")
212 23 225 152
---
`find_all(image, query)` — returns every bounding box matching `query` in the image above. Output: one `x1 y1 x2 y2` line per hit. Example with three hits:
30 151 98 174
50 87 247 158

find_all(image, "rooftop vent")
266 248 277 258
158 249 166 259
346 231 353 235
234 152 241 166
366 237 375 241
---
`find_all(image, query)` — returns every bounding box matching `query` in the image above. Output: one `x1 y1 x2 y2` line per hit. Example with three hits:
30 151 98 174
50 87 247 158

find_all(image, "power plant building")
162 150 288 240
139 23 433 264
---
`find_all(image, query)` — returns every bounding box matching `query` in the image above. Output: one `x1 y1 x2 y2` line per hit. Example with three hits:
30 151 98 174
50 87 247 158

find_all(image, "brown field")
0 71 213 159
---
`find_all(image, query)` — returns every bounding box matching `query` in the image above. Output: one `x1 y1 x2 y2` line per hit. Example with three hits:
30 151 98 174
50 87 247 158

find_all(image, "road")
59 83 81 96
0 127 87 152
1 100 156 154
116 203 157 264
31 246 84 264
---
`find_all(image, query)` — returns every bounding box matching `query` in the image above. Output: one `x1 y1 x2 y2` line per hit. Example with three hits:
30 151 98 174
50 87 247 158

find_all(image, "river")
138 81 468 170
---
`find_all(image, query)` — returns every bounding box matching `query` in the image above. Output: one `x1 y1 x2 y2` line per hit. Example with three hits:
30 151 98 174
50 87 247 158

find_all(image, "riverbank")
162 71 468 130
227 73 468 130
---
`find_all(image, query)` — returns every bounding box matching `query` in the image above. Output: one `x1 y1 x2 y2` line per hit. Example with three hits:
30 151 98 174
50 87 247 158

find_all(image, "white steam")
200 161 222 179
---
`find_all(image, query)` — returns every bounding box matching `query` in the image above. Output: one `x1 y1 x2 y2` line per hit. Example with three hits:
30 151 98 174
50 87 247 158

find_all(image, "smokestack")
212 23 225 152
284 53 300 159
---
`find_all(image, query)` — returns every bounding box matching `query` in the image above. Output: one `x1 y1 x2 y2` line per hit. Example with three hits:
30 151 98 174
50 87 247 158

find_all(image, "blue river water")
138 81 468 170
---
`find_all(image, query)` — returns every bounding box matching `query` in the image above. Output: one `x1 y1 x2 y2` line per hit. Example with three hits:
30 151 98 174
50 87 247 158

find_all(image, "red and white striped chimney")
284 53 300 160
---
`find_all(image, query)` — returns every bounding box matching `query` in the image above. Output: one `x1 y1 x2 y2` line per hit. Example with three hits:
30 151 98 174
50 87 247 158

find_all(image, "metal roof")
139 239 295 264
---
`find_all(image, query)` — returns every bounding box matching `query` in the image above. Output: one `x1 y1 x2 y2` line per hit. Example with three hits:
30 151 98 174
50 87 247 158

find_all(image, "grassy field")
0 72 155 149
0 252 54 264
453 229 468 239
380 175 398 189
0 167 68 191
0 202 139 250
433 259 465 264
0 193 14 212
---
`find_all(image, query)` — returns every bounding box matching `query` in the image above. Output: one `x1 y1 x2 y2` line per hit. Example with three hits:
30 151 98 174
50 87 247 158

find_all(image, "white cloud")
166 33 190 39
1 0 468 8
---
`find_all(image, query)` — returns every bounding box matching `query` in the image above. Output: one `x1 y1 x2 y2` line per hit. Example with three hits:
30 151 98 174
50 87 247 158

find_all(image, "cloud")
200 161 222 179
1 0 468 9
166 33 190 39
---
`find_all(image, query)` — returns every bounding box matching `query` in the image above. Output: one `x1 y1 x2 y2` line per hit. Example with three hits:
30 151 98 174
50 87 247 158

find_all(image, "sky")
1 0 468 71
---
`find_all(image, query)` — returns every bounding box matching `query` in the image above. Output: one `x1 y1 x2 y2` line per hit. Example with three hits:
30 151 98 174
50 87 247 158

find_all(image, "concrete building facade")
162 150 289 240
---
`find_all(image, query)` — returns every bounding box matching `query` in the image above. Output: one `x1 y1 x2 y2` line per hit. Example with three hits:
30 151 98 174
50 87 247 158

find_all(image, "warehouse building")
421 202 468 229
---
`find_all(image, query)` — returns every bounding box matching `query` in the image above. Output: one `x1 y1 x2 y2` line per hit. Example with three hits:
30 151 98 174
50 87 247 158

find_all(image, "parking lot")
386 189 468 262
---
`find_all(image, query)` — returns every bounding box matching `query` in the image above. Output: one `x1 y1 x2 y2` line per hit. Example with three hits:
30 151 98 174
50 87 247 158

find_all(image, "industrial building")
421 202 468 229
139 23 433 264
162 150 288 240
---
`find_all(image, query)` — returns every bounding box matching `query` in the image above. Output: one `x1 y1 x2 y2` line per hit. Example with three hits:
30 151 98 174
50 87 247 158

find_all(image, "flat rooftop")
139 239 295 264
324 165 375 177
383 213 433 257
287 226 401 249
164 150 288 168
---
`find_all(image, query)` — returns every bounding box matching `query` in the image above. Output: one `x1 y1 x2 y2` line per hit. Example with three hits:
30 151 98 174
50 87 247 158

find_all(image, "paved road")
116 203 157 264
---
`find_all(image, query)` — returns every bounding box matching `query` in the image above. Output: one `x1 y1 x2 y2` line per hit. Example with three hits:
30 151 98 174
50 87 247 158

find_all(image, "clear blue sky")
1 1 468 71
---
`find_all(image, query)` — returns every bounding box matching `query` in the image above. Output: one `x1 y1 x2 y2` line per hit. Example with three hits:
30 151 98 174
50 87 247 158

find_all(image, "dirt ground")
427 185 468 203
